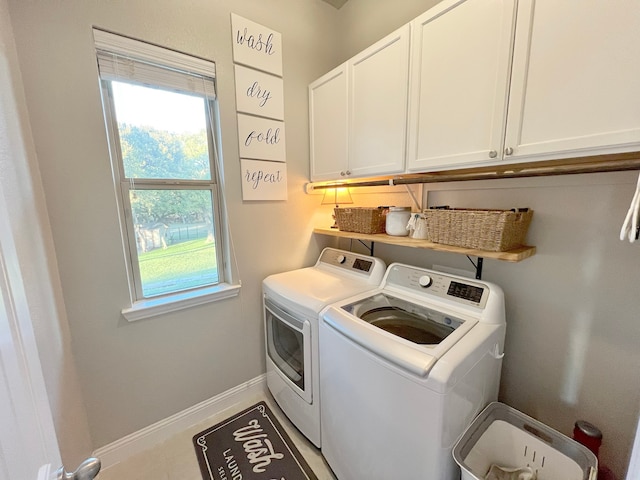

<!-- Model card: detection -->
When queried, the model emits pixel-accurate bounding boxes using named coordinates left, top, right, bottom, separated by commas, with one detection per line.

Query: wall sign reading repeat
left=231, top=13, right=287, bottom=201
left=241, top=159, right=287, bottom=201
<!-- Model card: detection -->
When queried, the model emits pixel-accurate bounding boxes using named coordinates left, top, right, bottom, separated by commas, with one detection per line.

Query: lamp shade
left=321, top=187, right=353, bottom=206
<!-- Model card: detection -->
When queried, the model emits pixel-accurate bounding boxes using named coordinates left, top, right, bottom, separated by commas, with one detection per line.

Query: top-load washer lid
left=342, top=293, right=464, bottom=345
left=321, top=263, right=505, bottom=378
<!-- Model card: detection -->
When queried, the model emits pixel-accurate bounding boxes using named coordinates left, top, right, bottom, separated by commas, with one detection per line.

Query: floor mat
left=193, top=401, right=318, bottom=480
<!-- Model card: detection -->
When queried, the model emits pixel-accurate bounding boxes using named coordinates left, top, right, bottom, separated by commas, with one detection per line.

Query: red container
left=573, top=420, right=617, bottom=480
left=573, top=420, right=602, bottom=458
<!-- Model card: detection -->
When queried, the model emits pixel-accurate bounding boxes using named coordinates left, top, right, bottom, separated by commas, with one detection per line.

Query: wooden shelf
left=314, top=227, right=536, bottom=263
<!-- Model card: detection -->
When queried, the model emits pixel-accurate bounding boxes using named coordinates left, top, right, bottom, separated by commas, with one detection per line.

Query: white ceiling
left=322, top=0, right=349, bottom=9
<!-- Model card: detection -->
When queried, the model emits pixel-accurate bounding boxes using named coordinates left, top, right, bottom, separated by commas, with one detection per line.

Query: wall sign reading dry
left=231, top=13, right=287, bottom=201
left=234, top=65, right=284, bottom=120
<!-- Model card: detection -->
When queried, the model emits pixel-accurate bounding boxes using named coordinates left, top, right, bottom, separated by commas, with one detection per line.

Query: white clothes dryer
left=262, top=247, right=385, bottom=447
left=319, top=263, right=506, bottom=479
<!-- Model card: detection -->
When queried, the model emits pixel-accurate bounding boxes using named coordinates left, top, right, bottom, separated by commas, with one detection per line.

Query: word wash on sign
left=236, top=28, right=276, bottom=56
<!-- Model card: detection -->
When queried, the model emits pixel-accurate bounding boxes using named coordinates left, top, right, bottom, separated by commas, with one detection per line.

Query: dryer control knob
left=419, top=275, right=433, bottom=288
left=337, top=255, right=347, bottom=264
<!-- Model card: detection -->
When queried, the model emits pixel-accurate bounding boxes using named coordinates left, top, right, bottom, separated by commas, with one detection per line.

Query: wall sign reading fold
left=237, top=113, right=286, bottom=162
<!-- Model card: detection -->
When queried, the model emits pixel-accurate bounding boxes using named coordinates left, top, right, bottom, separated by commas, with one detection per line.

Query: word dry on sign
left=234, top=65, right=284, bottom=120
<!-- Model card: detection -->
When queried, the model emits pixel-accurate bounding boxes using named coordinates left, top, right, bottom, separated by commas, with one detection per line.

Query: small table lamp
left=321, top=187, right=353, bottom=229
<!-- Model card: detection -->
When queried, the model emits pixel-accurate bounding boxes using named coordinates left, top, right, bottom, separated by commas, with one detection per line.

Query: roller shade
left=94, top=28, right=216, bottom=99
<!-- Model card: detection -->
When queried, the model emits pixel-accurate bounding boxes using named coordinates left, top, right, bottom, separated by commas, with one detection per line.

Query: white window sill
left=121, top=283, right=241, bottom=322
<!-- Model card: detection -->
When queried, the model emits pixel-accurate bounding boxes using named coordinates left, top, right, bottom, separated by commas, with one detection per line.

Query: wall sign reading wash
left=231, top=13, right=283, bottom=76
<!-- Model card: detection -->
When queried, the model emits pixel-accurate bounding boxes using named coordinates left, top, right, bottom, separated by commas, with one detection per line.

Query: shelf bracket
left=357, top=238, right=376, bottom=257
left=352, top=239, right=374, bottom=256
left=466, top=255, right=484, bottom=279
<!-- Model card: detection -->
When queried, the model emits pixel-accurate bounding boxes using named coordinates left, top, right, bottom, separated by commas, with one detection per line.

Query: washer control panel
left=318, top=248, right=386, bottom=280
left=385, top=264, right=489, bottom=308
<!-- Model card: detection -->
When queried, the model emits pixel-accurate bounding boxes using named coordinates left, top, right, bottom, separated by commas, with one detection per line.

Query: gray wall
left=6, top=0, right=340, bottom=450
left=6, top=0, right=640, bottom=478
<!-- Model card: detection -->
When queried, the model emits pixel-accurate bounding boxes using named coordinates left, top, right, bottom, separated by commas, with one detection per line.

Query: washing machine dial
left=418, top=275, right=433, bottom=288
left=337, top=255, right=347, bottom=264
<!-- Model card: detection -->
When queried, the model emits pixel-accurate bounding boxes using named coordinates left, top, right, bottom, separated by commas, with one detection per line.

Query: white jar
left=385, top=207, right=411, bottom=236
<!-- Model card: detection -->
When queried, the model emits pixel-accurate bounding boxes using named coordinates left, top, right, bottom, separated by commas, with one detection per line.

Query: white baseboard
left=93, top=374, right=267, bottom=469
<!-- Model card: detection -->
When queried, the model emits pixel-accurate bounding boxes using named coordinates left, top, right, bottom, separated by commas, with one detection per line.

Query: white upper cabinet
left=312, top=0, right=640, bottom=180
left=504, top=0, right=640, bottom=162
left=348, top=24, right=410, bottom=178
left=309, top=25, right=410, bottom=181
left=309, top=64, right=349, bottom=181
left=407, top=0, right=517, bottom=171
left=408, top=0, right=640, bottom=172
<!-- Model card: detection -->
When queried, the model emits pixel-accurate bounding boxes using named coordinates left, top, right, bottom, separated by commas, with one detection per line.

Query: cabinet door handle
left=504, top=147, right=514, bottom=156
left=340, top=171, right=346, bottom=176
left=345, top=170, right=351, bottom=176
left=488, top=150, right=498, bottom=158
left=55, top=457, right=101, bottom=480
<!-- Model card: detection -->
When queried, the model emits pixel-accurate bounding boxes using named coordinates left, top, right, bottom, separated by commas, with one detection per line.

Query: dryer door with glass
left=265, top=298, right=312, bottom=403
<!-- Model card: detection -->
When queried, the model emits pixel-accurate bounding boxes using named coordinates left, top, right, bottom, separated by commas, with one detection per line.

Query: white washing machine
left=319, top=263, right=506, bottom=479
left=262, top=247, right=386, bottom=447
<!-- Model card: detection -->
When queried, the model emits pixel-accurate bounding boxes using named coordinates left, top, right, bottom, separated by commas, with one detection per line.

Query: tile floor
left=96, top=390, right=337, bottom=480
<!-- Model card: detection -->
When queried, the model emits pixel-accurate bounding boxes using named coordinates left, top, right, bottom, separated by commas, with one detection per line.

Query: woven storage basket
left=423, top=208, right=533, bottom=251
left=334, top=207, right=387, bottom=234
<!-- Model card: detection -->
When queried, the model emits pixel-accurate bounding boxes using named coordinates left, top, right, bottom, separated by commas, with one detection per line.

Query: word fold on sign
left=237, top=113, right=286, bottom=162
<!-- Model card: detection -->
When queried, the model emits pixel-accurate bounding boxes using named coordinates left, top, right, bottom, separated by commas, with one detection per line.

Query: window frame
left=95, top=29, right=239, bottom=321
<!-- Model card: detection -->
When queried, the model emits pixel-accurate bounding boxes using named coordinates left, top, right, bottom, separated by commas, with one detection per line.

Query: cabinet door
left=309, top=64, right=348, bottom=181
left=407, top=0, right=516, bottom=172
left=505, top=0, right=640, bottom=161
left=349, top=25, right=410, bottom=178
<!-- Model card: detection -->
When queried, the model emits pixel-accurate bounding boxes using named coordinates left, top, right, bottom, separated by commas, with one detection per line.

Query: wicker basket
left=423, top=208, right=533, bottom=251
left=334, top=207, right=388, bottom=234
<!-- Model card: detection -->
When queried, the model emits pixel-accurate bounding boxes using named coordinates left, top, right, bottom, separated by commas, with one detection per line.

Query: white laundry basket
left=453, top=402, right=598, bottom=480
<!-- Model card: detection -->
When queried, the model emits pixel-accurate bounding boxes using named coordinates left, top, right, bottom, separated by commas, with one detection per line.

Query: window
left=94, top=29, right=238, bottom=320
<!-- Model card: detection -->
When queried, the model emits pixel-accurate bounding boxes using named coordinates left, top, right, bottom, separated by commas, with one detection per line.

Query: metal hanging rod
left=306, top=153, right=640, bottom=191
